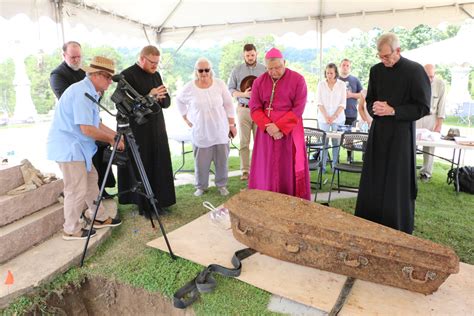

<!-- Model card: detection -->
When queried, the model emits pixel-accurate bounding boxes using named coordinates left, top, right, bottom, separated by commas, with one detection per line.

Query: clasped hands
left=149, top=85, right=168, bottom=100
left=372, top=101, right=395, bottom=116
left=265, top=123, right=283, bottom=140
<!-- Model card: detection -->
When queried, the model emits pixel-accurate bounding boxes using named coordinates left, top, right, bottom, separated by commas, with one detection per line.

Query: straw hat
left=81, top=56, right=115, bottom=75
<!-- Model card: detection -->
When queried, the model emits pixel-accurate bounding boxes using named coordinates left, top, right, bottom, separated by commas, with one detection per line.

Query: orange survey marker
left=5, top=270, right=14, bottom=285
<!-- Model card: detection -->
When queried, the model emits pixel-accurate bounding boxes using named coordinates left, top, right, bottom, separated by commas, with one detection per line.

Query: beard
left=245, top=60, right=256, bottom=67
left=67, top=62, right=81, bottom=71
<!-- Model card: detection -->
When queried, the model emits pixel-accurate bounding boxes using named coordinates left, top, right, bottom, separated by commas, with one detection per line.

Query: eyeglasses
left=197, top=68, right=211, bottom=73
left=98, top=72, right=113, bottom=81
left=65, top=53, right=81, bottom=60
left=376, top=50, right=395, bottom=60
left=143, top=56, right=159, bottom=66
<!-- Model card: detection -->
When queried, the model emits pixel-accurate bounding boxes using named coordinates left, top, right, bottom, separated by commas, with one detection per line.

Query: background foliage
left=0, top=24, right=471, bottom=116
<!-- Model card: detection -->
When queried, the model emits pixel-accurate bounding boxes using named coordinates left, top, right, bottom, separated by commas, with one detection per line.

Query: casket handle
left=284, top=242, right=300, bottom=253
left=338, top=252, right=369, bottom=268
left=402, top=266, right=437, bottom=284
left=235, top=220, right=252, bottom=235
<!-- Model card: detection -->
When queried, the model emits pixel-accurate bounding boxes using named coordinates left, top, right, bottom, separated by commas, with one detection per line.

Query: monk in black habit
left=118, top=45, right=176, bottom=217
left=50, top=41, right=116, bottom=196
left=355, top=33, right=430, bottom=234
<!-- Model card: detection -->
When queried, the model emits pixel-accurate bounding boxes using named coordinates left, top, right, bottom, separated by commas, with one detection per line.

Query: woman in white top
left=316, top=63, right=347, bottom=172
left=176, top=57, right=237, bottom=197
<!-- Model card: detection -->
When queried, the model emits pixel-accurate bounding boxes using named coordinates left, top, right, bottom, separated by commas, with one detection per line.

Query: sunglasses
left=197, top=68, right=211, bottom=73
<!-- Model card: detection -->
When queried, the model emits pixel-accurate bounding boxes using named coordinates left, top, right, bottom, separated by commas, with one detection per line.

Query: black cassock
left=355, top=57, right=430, bottom=234
left=118, top=64, right=176, bottom=216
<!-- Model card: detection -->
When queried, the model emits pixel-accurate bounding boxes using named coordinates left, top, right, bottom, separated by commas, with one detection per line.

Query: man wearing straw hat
left=47, top=56, right=123, bottom=241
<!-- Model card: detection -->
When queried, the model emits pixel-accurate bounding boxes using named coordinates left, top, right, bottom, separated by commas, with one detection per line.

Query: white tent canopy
left=1, top=0, right=473, bottom=45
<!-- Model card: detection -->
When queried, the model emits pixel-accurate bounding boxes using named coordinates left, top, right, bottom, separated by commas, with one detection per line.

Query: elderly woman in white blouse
left=176, top=57, right=237, bottom=197
left=316, top=63, right=347, bottom=173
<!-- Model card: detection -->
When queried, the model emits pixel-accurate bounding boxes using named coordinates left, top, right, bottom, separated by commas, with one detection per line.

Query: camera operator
left=117, top=45, right=176, bottom=218
left=47, top=56, right=124, bottom=241
left=49, top=41, right=116, bottom=198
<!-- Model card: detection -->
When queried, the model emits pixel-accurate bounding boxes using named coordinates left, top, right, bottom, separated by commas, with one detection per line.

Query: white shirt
left=316, top=79, right=347, bottom=125
left=176, top=78, right=235, bottom=148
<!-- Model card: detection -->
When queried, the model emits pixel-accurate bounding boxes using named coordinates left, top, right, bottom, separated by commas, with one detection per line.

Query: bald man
left=416, top=64, right=447, bottom=182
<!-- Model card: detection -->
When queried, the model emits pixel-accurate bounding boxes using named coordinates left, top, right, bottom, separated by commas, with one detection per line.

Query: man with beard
left=228, top=44, right=266, bottom=180
left=118, top=45, right=176, bottom=218
left=355, top=33, right=430, bottom=234
left=50, top=41, right=116, bottom=197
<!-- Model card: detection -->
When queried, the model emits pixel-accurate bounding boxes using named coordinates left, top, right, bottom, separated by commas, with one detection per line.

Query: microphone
left=112, top=74, right=124, bottom=82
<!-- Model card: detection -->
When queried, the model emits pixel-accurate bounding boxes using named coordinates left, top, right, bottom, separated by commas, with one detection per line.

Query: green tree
left=0, top=58, right=15, bottom=115
left=219, top=35, right=276, bottom=83
left=25, top=51, right=61, bottom=114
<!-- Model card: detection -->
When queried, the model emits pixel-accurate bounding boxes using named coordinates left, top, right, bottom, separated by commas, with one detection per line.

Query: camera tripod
left=80, top=113, right=176, bottom=266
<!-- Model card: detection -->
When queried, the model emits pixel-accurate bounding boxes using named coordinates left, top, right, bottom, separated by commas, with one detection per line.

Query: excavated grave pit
left=26, top=276, right=194, bottom=316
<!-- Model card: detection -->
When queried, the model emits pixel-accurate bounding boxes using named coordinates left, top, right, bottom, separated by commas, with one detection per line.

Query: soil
left=27, top=276, right=194, bottom=316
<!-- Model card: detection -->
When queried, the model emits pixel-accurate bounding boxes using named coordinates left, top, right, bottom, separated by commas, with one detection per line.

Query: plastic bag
left=203, top=201, right=231, bottom=230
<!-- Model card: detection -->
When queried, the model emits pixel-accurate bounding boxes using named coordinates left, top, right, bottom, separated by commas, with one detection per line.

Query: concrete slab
left=0, top=203, right=64, bottom=264
left=0, top=199, right=117, bottom=309
left=0, top=179, right=63, bottom=226
left=0, top=164, right=22, bottom=195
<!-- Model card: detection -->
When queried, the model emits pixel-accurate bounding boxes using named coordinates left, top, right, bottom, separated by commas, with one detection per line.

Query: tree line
left=0, top=24, right=469, bottom=117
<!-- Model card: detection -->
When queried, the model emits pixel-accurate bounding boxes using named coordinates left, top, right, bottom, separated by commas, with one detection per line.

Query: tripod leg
left=125, top=132, right=176, bottom=260
left=125, top=151, right=156, bottom=228
left=80, top=133, right=122, bottom=267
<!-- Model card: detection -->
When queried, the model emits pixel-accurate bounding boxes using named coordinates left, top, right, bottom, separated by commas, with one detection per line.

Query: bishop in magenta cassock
left=248, top=48, right=311, bottom=200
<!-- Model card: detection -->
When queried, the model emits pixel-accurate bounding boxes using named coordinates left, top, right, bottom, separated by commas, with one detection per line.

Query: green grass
left=2, top=151, right=473, bottom=315
left=443, top=115, right=474, bottom=128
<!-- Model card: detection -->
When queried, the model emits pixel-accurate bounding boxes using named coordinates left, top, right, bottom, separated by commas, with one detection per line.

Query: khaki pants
left=237, top=106, right=257, bottom=173
left=416, top=114, right=437, bottom=177
left=58, top=162, right=107, bottom=235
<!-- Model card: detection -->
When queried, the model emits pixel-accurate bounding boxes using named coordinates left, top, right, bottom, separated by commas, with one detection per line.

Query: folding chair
left=304, top=127, right=326, bottom=202
left=327, top=132, right=368, bottom=204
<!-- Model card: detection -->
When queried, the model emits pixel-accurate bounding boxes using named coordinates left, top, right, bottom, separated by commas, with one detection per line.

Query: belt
left=239, top=103, right=249, bottom=108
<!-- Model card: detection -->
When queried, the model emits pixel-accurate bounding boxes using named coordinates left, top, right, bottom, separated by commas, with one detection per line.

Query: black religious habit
left=118, top=63, right=176, bottom=215
left=355, top=57, right=430, bottom=234
left=49, top=61, right=116, bottom=190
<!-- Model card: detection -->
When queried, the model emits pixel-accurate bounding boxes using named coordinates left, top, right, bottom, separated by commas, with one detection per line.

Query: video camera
left=110, top=74, right=158, bottom=125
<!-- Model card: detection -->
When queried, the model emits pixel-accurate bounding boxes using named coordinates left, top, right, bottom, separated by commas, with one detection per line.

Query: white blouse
left=316, top=79, right=347, bottom=125
left=176, top=78, right=235, bottom=148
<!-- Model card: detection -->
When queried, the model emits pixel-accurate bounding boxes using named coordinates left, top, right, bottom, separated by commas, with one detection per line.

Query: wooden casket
left=225, top=190, right=459, bottom=294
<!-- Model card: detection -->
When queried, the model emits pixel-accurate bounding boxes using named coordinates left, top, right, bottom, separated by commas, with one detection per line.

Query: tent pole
left=52, top=0, right=65, bottom=46
left=318, top=0, right=324, bottom=82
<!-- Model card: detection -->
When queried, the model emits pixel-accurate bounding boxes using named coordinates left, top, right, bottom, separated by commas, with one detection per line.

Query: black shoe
left=63, top=228, right=97, bottom=240
left=93, top=217, right=122, bottom=228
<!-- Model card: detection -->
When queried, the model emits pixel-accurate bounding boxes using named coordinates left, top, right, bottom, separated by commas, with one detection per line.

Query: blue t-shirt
left=47, top=77, right=101, bottom=171
left=339, top=75, right=362, bottom=119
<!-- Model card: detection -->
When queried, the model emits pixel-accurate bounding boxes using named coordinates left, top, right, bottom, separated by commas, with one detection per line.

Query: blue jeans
left=319, top=122, right=341, bottom=172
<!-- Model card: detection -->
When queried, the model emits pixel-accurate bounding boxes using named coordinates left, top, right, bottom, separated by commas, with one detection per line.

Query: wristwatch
left=229, top=124, right=236, bottom=127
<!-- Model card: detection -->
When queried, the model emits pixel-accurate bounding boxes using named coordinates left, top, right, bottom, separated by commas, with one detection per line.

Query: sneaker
left=63, top=228, right=97, bottom=241
left=93, top=217, right=122, bottom=229
left=240, top=172, right=249, bottom=180
left=419, top=174, right=431, bottom=183
left=194, top=189, right=205, bottom=197
left=218, top=187, right=229, bottom=196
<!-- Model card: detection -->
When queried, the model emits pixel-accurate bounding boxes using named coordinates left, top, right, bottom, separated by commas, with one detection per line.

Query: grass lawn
left=3, top=153, right=474, bottom=315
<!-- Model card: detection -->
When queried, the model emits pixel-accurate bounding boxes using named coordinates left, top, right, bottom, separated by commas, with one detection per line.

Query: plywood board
left=147, top=213, right=473, bottom=314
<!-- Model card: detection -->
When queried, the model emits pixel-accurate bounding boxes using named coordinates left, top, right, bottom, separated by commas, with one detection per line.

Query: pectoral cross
left=266, top=78, right=279, bottom=117
left=265, top=105, right=273, bottom=117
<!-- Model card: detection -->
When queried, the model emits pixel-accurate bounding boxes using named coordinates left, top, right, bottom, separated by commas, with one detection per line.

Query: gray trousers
left=193, top=143, right=230, bottom=189
left=416, top=114, right=437, bottom=177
